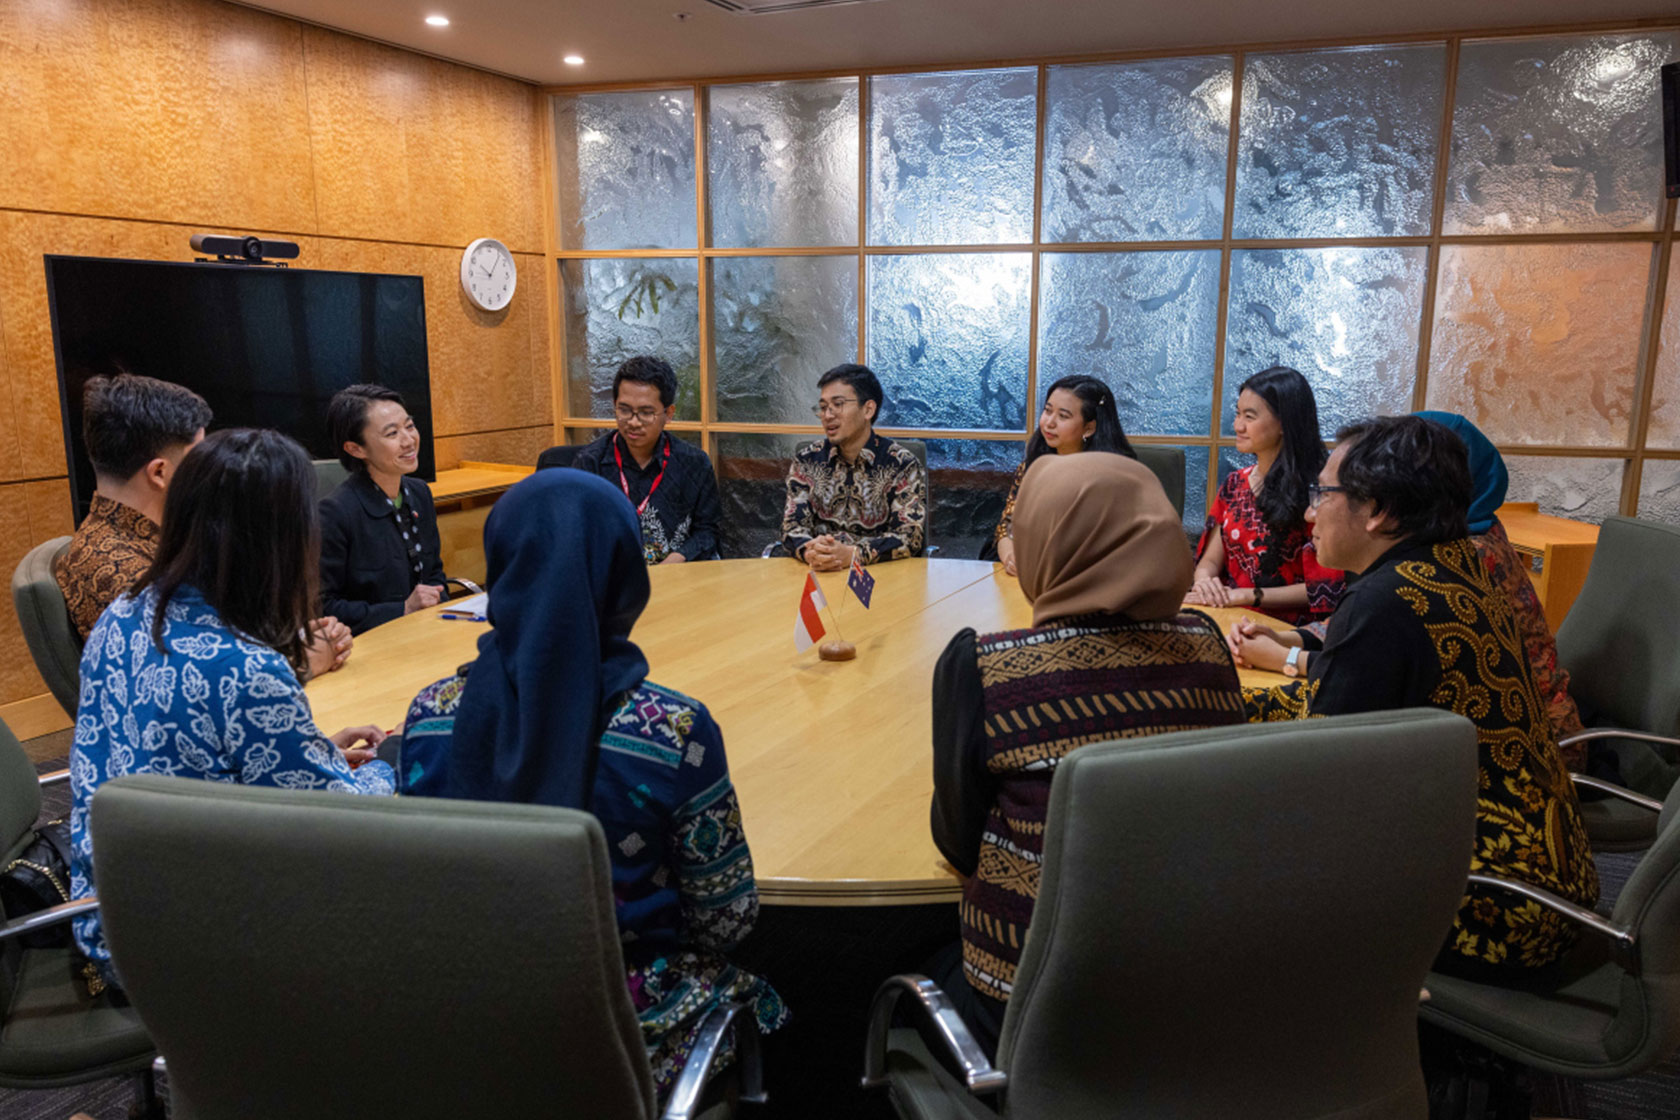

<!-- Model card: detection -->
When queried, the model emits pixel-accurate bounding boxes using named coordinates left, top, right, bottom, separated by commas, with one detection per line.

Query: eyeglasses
left=615, top=405, right=662, bottom=423
left=1307, top=483, right=1348, bottom=509
left=810, top=397, right=858, bottom=418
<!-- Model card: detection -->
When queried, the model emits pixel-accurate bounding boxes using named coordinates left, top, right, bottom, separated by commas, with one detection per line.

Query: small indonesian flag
left=794, top=573, right=828, bottom=652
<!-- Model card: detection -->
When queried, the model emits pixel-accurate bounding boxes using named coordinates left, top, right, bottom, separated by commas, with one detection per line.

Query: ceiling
left=237, top=0, right=1680, bottom=86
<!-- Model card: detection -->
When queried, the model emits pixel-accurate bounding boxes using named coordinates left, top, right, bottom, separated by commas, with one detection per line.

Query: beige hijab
left=1014, top=452, right=1193, bottom=627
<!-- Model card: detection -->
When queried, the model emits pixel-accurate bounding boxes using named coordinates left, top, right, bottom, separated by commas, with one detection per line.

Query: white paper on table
left=439, top=592, right=488, bottom=619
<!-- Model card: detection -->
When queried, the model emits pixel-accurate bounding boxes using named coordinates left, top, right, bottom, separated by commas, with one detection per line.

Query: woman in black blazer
left=318, top=384, right=447, bottom=634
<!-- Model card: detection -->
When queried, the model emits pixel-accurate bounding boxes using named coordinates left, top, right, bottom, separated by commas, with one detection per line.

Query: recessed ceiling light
left=563, top=54, right=586, bottom=65
left=425, top=14, right=450, bottom=27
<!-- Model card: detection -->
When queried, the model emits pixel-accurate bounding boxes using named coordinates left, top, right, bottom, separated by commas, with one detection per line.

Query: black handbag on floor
left=1, top=818, right=75, bottom=949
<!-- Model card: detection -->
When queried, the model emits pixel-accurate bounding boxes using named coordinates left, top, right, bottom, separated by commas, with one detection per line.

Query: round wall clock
left=460, top=237, right=517, bottom=312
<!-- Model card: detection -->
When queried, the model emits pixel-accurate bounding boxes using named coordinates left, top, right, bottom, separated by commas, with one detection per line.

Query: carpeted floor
left=7, top=730, right=1679, bottom=1119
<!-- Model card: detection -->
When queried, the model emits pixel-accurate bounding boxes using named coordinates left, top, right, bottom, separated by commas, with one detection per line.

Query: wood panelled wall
left=0, top=0, right=554, bottom=718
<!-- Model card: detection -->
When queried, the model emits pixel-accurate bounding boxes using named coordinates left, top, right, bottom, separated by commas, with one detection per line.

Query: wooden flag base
left=818, top=640, right=857, bottom=661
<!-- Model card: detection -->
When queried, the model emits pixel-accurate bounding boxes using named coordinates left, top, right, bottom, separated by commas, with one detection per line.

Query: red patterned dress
left=1197, top=465, right=1344, bottom=627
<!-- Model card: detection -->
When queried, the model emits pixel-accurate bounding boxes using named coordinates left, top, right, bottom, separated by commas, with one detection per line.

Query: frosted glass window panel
left=562, top=259, right=701, bottom=422
left=1221, top=248, right=1428, bottom=436
left=866, top=253, right=1032, bottom=431
left=553, top=90, right=697, bottom=250
left=869, top=69, right=1037, bottom=246
left=1637, top=460, right=1680, bottom=527
left=1425, top=243, right=1653, bottom=447
left=1646, top=255, right=1680, bottom=449
left=712, top=256, right=859, bottom=425
left=1038, top=250, right=1220, bottom=437
left=715, top=433, right=815, bottom=558
left=1234, top=45, right=1445, bottom=239
left=1042, top=57, right=1233, bottom=243
left=924, top=438, right=1025, bottom=559
left=1504, top=455, right=1626, bottom=524
left=1445, top=33, right=1680, bottom=234
left=1180, top=445, right=1212, bottom=537
left=707, top=79, right=859, bottom=248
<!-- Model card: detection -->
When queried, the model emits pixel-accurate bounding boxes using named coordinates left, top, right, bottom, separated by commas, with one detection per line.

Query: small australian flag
left=848, top=554, right=875, bottom=609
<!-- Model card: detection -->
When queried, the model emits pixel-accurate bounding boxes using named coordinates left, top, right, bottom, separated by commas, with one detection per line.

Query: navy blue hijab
left=444, top=469, right=650, bottom=809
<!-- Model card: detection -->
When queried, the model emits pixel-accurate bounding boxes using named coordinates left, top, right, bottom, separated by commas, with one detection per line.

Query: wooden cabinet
left=1496, top=503, right=1600, bottom=632
left=428, top=462, right=533, bottom=585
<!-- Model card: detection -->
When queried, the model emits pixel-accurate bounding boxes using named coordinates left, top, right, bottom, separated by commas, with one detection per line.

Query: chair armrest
left=443, top=577, right=484, bottom=596
left=1559, top=728, right=1680, bottom=752
left=925, top=545, right=940, bottom=557
left=38, top=768, right=70, bottom=787
left=860, top=974, right=1007, bottom=1095
left=761, top=542, right=790, bottom=559
left=0, top=896, right=99, bottom=942
left=1569, top=773, right=1664, bottom=813
left=660, top=1001, right=765, bottom=1120
left=1467, top=873, right=1639, bottom=975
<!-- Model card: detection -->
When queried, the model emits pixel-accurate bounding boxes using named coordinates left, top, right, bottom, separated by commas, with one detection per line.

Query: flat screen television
left=45, top=255, right=434, bottom=523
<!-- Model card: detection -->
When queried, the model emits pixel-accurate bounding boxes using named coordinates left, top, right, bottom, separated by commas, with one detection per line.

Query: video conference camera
left=189, top=233, right=300, bottom=267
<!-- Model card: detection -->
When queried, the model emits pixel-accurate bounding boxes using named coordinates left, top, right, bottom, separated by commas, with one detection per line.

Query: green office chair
left=311, top=458, right=351, bottom=502
left=1553, top=516, right=1680, bottom=851
left=1419, top=793, right=1680, bottom=1086
left=91, top=776, right=759, bottom=1120
left=1133, top=445, right=1187, bottom=521
left=0, top=717, right=158, bottom=1112
left=11, top=536, right=81, bottom=718
left=864, top=709, right=1478, bottom=1119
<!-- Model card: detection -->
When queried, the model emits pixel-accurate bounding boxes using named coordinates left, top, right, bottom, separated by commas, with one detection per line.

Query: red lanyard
left=613, top=436, right=672, bottom=515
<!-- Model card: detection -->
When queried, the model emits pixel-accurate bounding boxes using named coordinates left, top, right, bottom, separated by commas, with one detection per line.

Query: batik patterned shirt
left=56, top=494, right=159, bottom=640
left=781, top=432, right=925, bottom=564
left=571, top=431, right=722, bottom=564
left=1473, top=520, right=1586, bottom=768
left=399, top=673, right=788, bottom=1098
left=1243, top=537, right=1598, bottom=973
left=70, top=584, right=394, bottom=971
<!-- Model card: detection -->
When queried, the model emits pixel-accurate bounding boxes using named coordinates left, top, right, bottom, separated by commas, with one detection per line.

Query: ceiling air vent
left=701, top=0, right=882, bottom=12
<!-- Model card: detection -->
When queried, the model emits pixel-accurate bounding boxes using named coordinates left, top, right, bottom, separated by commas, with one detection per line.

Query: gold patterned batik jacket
left=1244, top=536, right=1598, bottom=973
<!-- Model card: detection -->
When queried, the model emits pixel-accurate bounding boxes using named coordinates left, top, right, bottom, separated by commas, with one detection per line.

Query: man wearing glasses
left=781, top=363, right=926, bottom=570
left=571, top=355, right=720, bottom=564
left=1233, top=415, right=1597, bottom=980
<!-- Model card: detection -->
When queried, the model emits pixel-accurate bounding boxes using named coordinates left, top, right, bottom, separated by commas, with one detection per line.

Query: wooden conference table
left=305, top=558, right=1285, bottom=907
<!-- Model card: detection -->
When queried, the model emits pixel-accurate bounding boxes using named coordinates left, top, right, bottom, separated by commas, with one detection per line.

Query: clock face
left=461, top=238, right=517, bottom=312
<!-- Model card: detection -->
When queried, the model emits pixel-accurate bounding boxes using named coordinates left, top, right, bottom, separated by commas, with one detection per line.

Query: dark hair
left=1333, top=416, right=1471, bottom=544
left=1236, top=366, right=1327, bottom=582
left=328, top=384, right=407, bottom=471
left=817, top=363, right=884, bottom=421
left=613, top=355, right=678, bottom=409
left=133, top=429, right=321, bottom=676
left=82, top=374, right=212, bottom=481
left=1024, top=375, right=1137, bottom=466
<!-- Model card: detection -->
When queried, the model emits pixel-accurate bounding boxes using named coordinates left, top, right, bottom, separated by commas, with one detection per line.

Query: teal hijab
left=1415, top=411, right=1507, bottom=534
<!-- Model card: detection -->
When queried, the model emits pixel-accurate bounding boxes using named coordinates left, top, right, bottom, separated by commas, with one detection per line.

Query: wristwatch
left=1282, top=645, right=1304, bottom=678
